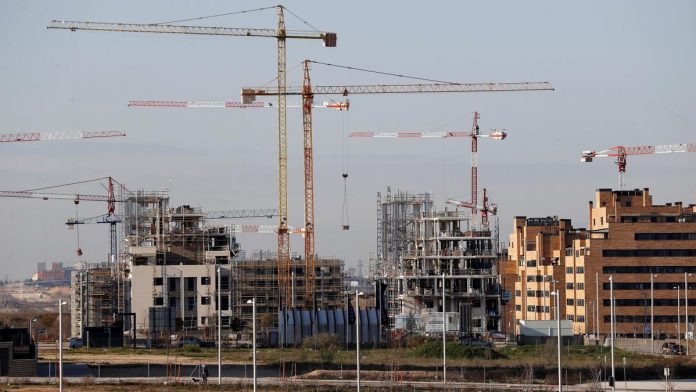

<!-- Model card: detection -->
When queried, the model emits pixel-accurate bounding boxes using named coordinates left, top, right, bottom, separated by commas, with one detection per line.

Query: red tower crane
left=581, top=143, right=696, bottom=190
left=350, top=112, right=506, bottom=229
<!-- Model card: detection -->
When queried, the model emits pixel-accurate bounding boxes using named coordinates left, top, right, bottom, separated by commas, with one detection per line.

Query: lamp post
left=674, top=286, right=681, bottom=350
left=551, top=290, right=561, bottom=392
left=29, top=317, right=37, bottom=359
left=58, top=299, right=67, bottom=392
left=686, top=272, right=691, bottom=356
left=442, top=273, right=446, bottom=385
left=355, top=290, right=364, bottom=392
left=246, top=298, right=256, bottom=392
left=609, top=275, right=615, bottom=390
left=650, top=274, right=655, bottom=355
left=217, top=266, right=222, bottom=385
left=29, top=317, right=37, bottom=340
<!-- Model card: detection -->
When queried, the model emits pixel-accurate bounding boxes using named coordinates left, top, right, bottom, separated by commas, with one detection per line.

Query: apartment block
left=508, top=216, right=586, bottom=331
left=571, top=188, right=696, bottom=338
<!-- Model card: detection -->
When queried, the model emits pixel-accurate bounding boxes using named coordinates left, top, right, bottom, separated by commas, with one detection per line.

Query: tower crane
left=128, top=100, right=349, bottom=110
left=243, top=59, right=553, bottom=308
left=581, top=143, right=696, bottom=190
left=49, top=7, right=337, bottom=310
left=0, top=130, right=126, bottom=143
left=0, top=177, right=119, bottom=257
left=350, top=112, right=506, bottom=228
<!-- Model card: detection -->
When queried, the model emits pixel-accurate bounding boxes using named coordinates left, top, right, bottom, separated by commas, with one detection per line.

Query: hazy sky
left=1, top=1, right=694, bottom=280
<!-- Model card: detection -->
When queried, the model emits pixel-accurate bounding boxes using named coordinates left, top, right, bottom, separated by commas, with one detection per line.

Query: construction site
left=1, top=3, right=695, bottom=388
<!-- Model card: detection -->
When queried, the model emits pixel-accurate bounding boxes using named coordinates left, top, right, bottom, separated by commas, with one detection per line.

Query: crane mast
left=302, top=60, right=316, bottom=309
left=581, top=142, right=696, bottom=189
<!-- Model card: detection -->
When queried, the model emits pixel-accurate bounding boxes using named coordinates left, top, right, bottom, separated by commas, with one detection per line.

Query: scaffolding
left=235, top=253, right=344, bottom=326
left=377, top=188, right=502, bottom=335
left=70, top=264, right=117, bottom=337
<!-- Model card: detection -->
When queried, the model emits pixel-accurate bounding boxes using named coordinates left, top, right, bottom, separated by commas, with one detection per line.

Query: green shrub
left=302, top=333, right=341, bottom=364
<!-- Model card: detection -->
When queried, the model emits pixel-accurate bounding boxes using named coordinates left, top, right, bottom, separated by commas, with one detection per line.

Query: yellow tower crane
left=48, top=7, right=337, bottom=310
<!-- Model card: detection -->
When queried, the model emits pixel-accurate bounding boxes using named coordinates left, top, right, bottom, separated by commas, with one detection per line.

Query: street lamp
left=58, top=299, right=67, bottom=392
left=685, top=272, right=692, bottom=356
left=217, top=266, right=222, bottom=385
left=355, top=290, right=364, bottom=392
left=29, top=317, right=37, bottom=359
left=650, top=274, right=658, bottom=355
left=674, top=286, right=681, bottom=349
left=246, top=298, right=256, bottom=392
left=442, top=272, right=446, bottom=385
left=551, top=290, right=561, bottom=392
left=609, top=275, right=615, bottom=390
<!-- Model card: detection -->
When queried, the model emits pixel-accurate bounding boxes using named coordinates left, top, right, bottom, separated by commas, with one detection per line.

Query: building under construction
left=376, top=187, right=502, bottom=336
left=70, top=263, right=117, bottom=338
left=235, top=251, right=345, bottom=327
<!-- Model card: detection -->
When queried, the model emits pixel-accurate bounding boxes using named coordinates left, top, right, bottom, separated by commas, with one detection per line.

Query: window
left=635, top=232, right=696, bottom=241
left=576, top=267, right=584, bottom=274
left=577, top=316, right=585, bottom=322
left=515, top=290, right=521, bottom=297
left=187, top=296, right=196, bottom=311
left=201, top=276, right=211, bottom=285
left=577, top=299, right=585, bottom=306
left=153, top=277, right=163, bottom=286
left=527, top=305, right=536, bottom=312
left=154, top=297, right=164, bottom=306
left=186, top=277, right=196, bottom=291
left=168, top=277, right=178, bottom=292
left=201, top=296, right=211, bottom=305
left=526, top=260, right=537, bottom=267
left=566, top=283, right=574, bottom=289
left=515, top=305, right=521, bottom=311
left=526, top=243, right=536, bottom=251
left=567, top=299, right=574, bottom=306
left=221, top=275, right=230, bottom=290
left=566, top=267, right=574, bottom=274
left=603, top=249, right=696, bottom=257
left=567, top=315, right=575, bottom=321
left=604, top=265, right=696, bottom=274
left=169, top=297, right=177, bottom=308
left=577, top=283, right=585, bottom=290
left=603, top=282, right=696, bottom=291
left=200, top=317, right=208, bottom=326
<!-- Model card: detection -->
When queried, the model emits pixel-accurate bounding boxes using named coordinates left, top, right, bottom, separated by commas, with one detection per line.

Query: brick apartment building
left=508, top=216, right=586, bottom=333
left=570, top=188, right=696, bottom=338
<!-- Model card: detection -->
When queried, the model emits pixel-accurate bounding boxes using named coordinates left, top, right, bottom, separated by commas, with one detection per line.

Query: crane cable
left=75, top=199, right=82, bottom=256
left=341, top=108, right=350, bottom=230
